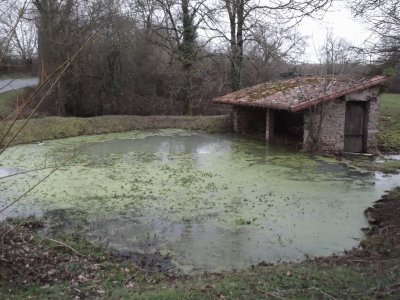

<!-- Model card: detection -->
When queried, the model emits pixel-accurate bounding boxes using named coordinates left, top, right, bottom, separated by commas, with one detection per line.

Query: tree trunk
left=227, top=0, right=244, bottom=92
left=34, top=0, right=76, bottom=115
left=180, top=0, right=196, bottom=115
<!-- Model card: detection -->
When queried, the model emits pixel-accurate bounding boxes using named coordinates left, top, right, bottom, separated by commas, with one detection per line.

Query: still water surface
left=0, top=130, right=399, bottom=273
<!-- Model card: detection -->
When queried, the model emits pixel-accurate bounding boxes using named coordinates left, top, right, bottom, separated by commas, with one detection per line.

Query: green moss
left=247, top=77, right=320, bottom=100
left=352, top=159, right=400, bottom=174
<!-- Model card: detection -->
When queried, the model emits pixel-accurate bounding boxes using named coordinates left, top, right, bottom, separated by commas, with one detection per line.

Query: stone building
left=213, top=75, right=389, bottom=154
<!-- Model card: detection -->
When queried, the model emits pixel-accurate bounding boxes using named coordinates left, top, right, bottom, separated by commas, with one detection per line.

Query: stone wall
left=346, top=87, right=380, bottom=153
left=233, top=86, right=381, bottom=154
left=303, top=101, right=346, bottom=153
left=345, top=87, right=380, bottom=102
left=232, top=106, right=253, bottom=133
left=303, top=87, right=381, bottom=154
left=366, top=98, right=380, bottom=153
left=232, top=106, right=266, bottom=134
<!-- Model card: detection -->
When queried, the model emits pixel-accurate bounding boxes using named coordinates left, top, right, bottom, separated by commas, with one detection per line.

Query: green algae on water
left=1, top=129, right=400, bottom=273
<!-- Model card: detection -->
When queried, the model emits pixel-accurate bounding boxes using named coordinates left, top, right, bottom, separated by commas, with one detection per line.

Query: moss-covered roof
left=213, top=75, right=389, bottom=112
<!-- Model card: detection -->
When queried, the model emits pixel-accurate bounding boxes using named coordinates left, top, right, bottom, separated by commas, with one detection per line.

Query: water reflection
left=79, top=133, right=233, bottom=166
left=81, top=134, right=230, bottom=156
left=0, top=167, right=26, bottom=178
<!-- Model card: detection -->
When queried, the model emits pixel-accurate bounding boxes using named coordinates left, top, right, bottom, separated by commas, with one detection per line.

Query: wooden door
left=344, top=101, right=366, bottom=153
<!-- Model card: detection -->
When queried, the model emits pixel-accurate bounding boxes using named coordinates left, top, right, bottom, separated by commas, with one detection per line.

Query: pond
left=1, top=129, right=399, bottom=273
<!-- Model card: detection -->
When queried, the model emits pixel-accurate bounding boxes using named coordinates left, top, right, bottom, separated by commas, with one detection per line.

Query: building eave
left=213, top=75, right=390, bottom=112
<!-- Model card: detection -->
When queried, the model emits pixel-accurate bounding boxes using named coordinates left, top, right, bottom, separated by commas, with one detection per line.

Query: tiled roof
left=213, top=75, right=389, bottom=112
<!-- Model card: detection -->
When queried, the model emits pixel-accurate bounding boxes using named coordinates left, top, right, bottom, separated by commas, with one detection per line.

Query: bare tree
left=317, top=31, right=359, bottom=76
left=33, top=0, right=118, bottom=115
left=302, top=32, right=358, bottom=152
left=243, top=23, right=305, bottom=83
left=0, top=0, right=30, bottom=65
left=0, top=1, right=37, bottom=66
left=209, top=0, right=332, bottom=91
left=350, top=0, right=400, bottom=71
left=351, top=0, right=400, bottom=41
left=140, top=0, right=207, bottom=115
left=0, top=3, right=106, bottom=215
left=24, top=0, right=337, bottom=117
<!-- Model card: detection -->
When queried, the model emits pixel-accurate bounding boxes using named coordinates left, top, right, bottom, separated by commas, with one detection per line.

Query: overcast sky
left=299, top=1, right=374, bottom=63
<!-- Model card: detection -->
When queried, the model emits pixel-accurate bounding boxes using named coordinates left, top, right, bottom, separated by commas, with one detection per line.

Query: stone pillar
left=366, top=96, right=380, bottom=154
left=265, top=108, right=274, bottom=141
left=232, top=106, right=239, bottom=132
left=302, top=111, right=311, bottom=151
left=232, top=106, right=253, bottom=133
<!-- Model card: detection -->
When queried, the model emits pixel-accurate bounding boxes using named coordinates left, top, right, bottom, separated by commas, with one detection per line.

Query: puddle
left=1, top=129, right=400, bottom=273
left=0, top=167, right=27, bottom=178
left=384, top=154, right=400, bottom=161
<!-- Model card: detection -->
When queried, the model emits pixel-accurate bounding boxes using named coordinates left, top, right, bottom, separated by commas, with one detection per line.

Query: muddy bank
left=316, top=187, right=400, bottom=266
left=0, top=115, right=232, bottom=146
left=361, top=187, right=400, bottom=256
left=0, top=218, right=148, bottom=298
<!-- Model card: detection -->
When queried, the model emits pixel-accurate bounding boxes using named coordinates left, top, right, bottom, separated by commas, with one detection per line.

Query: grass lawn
left=0, top=88, right=27, bottom=118
left=379, top=93, right=400, bottom=152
